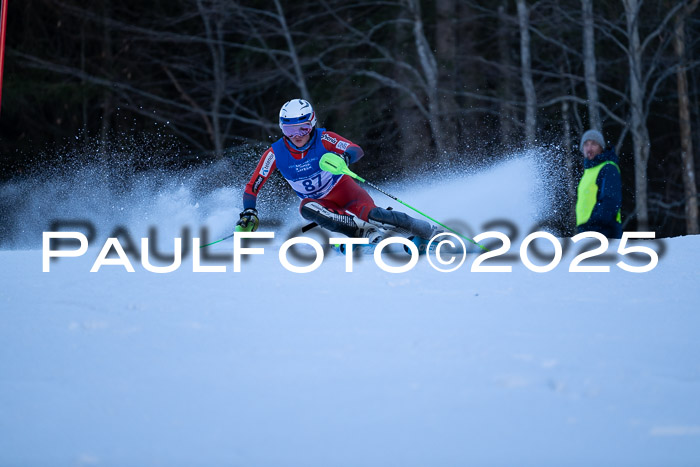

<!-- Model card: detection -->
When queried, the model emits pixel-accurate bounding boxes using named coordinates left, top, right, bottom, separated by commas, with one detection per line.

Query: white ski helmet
left=279, top=99, right=317, bottom=132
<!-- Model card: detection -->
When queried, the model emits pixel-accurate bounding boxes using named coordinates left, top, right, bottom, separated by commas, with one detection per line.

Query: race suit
left=242, top=128, right=377, bottom=221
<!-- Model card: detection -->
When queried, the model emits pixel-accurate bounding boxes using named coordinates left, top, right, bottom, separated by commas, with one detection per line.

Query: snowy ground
left=1, top=154, right=699, bottom=466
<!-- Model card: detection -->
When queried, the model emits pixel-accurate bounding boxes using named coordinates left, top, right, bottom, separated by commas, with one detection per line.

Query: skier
left=236, top=99, right=436, bottom=243
left=575, top=129, right=622, bottom=238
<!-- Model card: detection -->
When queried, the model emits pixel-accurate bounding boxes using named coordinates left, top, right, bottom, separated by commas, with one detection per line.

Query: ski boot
left=332, top=224, right=384, bottom=255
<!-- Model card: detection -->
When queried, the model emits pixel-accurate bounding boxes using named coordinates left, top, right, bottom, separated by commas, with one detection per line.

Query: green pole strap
left=319, top=153, right=488, bottom=252
left=318, top=153, right=366, bottom=183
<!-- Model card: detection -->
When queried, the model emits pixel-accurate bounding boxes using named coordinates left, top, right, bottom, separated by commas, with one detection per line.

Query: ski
left=331, top=242, right=378, bottom=255
left=331, top=234, right=466, bottom=256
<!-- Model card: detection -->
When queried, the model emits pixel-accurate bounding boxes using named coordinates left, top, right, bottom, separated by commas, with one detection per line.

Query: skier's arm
left=321, top=131, right=364, bottom=164
left=589, top=164, right=622, bottom=224
left=242, top=148, right=277, bottom=211
left=342, top=145, right=364, bottom=164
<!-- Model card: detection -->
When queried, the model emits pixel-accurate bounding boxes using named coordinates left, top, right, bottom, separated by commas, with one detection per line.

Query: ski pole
left=199, top=232, right=235, bottom=248
left=319, top=153, right=488, bottom=252
left=199, top=224, right=253, bottom=248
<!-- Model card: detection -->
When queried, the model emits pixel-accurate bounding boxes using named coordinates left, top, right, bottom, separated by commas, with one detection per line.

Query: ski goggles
left=281, top=122, right=313, bottom=138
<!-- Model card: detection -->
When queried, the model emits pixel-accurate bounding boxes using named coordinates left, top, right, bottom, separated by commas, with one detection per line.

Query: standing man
left=236, top=99, right=436, bottom=242
left=575, top=129, right=622, bottom=238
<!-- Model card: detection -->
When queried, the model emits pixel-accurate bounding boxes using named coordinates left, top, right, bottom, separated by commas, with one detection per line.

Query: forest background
left=0, top=0, right=698, bottom=238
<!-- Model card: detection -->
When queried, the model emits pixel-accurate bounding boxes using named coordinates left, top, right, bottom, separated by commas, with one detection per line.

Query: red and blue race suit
left=243, top=129, right=377, bottom=220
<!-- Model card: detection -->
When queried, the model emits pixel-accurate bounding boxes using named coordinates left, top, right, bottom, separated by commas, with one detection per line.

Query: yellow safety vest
left=576, top=161, right=622, bottom=226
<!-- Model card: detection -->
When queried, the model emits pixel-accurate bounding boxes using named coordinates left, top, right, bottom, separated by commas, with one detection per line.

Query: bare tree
left=316, top=0, right=459, bottom=159
left=4, top=0, right=700, bottom=243
left=435, top=0, right=460, bottom=154
left=406, top=0, right=446, bottom=155
left=622, top=0, right=652, bottom=230
left=195, top=0, right=226, bottom=158
left=17, top=0, right=324, bottom=156
left=561, top=98, right=579, bottom=231
left=98, top=0, right=115, bottom=155
left=497, top=1, right=517, bottom=147
left=673, top=0, right=700, bottom=234
left=516, top=0, right=537, bottom=146
left=618, top=0, right=689, bottom=230
left=272, top=0, right=311, bottom=101
left=581, top=0, right=601, bottom=130
left=390, top=4, right=433, bottom=166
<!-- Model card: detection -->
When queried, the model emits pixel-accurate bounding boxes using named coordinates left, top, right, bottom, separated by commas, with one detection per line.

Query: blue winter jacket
left=576, top=147, right=622, bottom=239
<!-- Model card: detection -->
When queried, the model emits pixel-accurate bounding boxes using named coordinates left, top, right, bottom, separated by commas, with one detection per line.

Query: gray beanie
left=580, top=129, right=605, bottom=154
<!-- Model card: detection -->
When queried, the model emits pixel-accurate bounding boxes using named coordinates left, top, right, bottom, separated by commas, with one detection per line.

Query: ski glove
left=236, top=208, right=259, bottom=232
left=340, top=152, right=352, bottom=166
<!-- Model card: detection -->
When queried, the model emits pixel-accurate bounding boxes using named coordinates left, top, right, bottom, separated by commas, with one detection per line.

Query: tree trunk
left=497, top=1, right=515, bottom=148
left=623, top=0, right=651, bottom=231
left=408, top=0, right=445, bottom=156
left=562, top=99, right=578, bottom=233
left=274, top=0, right=310, bottom=102
left=673, top=0, right=699, bottom=234
left=394, top=5, right=431, bottom=168
left=581, top=0, right=601, bottom=130
left=80, top=23, right=89, bottom=145
left=435, top=0, right=459, bottom=155
left=99, top=0, right=114, bottom=157
left=198, top=0, right=226, bottom=158
left=516, top=0, right=536, bottom=147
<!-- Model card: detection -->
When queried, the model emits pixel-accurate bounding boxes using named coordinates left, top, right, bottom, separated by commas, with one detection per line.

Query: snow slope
left=1, top=153, right=699, bottom=466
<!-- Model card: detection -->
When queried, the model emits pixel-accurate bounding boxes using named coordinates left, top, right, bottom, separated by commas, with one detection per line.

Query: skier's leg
left=299, top=199, right=379, bottom=240
left=367, top=207, right=434, bottom=239
left=320, top=176, right=434, bottom=238
left=299, top=176, right=436, bottom=241
left=300, top=199, right=357, bottom=237
left=319, top=175, right=377, bottom=221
